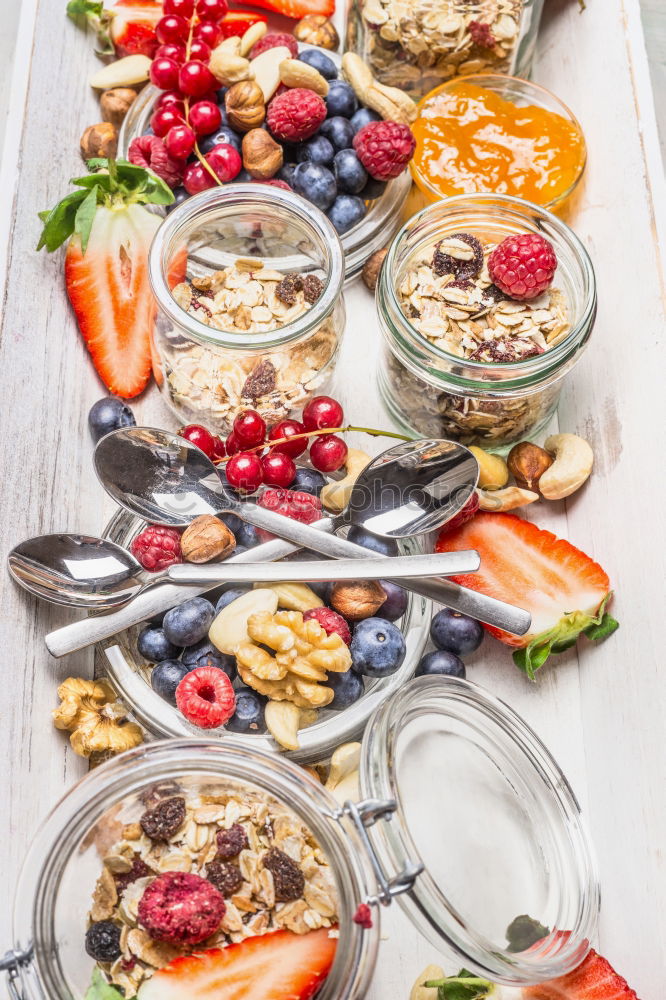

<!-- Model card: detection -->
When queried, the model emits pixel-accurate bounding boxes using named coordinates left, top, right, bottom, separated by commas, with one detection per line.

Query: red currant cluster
left=179, top=396, right=348, bottom=493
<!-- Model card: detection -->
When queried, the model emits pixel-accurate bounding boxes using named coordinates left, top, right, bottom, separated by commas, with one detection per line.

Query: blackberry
left=85, top=920, right=122, bottom=962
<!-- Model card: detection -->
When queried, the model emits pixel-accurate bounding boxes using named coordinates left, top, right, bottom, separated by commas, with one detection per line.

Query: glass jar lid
left=359, top=676, right=599, bottom=983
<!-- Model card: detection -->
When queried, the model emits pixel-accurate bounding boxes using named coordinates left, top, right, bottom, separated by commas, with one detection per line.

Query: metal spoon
left=7, top=534, right=479, bottom=611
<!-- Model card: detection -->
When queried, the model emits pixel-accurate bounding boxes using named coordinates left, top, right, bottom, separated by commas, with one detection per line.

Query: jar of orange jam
left=410, top=75, right=586, bottom=213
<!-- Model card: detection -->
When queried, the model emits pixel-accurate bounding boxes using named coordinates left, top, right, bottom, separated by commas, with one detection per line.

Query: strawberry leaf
left=37, top=189, right=90, bottom=251
left=425, top=970, right=494, bottom=1000
left=506, top=914, right=550, bottom=953
left=513, top=592, right=618, bottom=679
left=584, top=612, right=619, bottom=642
left=74, top=185, right=99, bottom=253
left=66, top=0, right=104, bottom=20
left=66, top=0, right=114, bottom=55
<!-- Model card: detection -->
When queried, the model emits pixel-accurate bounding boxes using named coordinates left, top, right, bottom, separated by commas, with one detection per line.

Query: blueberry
left=361, top=176, right=387, bottom=200
left=328, top=668, right=365, bottom=709
left=215, top=586, right=252, bottom=614
left=298, top=48, right=338, bottom=80
left=236, top=522, right=261, bottom=548
left=333, top=149, right=368, bottom=194
left=347, top=524, right=399, bottom=556
left=219, top=511, right=243, bottom=535
left=137, top=626, right=182, bottom=663
left=226, top=686, right=267, bottom=733
left=196, top=651, right=237, bottom=682
left=292, top=162, right=337, bottom=211
left=351, top=618, right=406, bottom=677
left=199, top=126, right=241, bottom=155
left=151, top=659, right=191, bottom=705
left=163, top=597, right=215, bottom=646
left=297, top=135, right=335, bottom=166
left=236, top=168, right=253, bottom=182
left=278, top=163, right=297, bottom=187
left=181, top=637, right=218, bottom=665
left=166, top=186, right=190, bottom=213
left=327, top=195, right=366, bottom=234
left=350, top=107, right=381, bottom=134
left=216, top=86, right=227, bottom=104
left=88, top=397, right=135, bottom=443
left=415, top=649, right=466, bottom=678
left=325, top=80, right=358, bottom=118
left=430, top=609, right=484, bottom=656
left=320, top=116, right=355, bottom=151
left=85, top=920, right=122, bottom=962
left=291, top=467, right=327, bottom=496
left=232, top=544, right=248, bottom=556
left=376, top=580, right=408, bottom=622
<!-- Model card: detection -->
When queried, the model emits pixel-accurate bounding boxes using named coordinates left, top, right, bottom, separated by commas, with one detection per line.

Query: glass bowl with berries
left=376, top=193, right=597, bottom=451
left=9, top=683, right=601, bottom=999
left=118, top=33, right=415, bottom=281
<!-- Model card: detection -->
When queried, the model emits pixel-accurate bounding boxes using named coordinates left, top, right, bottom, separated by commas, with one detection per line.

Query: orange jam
left=411, top=80, right=586, bottom=209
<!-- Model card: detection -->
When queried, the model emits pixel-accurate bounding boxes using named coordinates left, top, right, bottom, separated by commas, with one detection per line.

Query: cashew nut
left=539, top=433, right=594, bottom=500
left=409, top=965, right=446, bottom=1000
left=325, top=742, right=361, bottom=789
left=468, top=446, right=509, bottom=490
left=341, top=52, right=417, bottom=125
left=328, top=770, right=361, bottom=804
left=265, top=700, right=304, bottom=751
left=253, top=582, right=323, bottom=612
left=239, top=19, right=267, bottom=56
left=209, top=48, right=252, bottom=86
left=320, top=448, right=371, bottom=512
left=477, top=486, right=538, bottom=511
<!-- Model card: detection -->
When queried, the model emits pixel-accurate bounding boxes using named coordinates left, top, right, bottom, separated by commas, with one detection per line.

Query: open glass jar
left=148, top=185, right=345, bottom=434
left=377, top=194, right=596, bottom=450
left=7, top=677, right=600, bottom=1000
left=346, top=0, right=546, bottom=99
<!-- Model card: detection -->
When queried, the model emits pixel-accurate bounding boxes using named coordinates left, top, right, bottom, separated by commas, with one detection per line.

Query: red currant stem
left=214, top=424, right=412, bottom=464
left=184, top=13, right=223, bottom=186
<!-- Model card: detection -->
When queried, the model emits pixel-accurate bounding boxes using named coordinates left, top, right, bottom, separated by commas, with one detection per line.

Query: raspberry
left=131, top=525, right=182, bottom=572
left=468, top=20, right=496, bottom=48
left=303, top=607, right=352, bottom=645
left=267, top=88, right=327, bottom=143
left=127, top=134, right=184, bottom=189
left=175, top=665, right=236, bottom=728
left=353, top=902, right=373, bottom=928
left=487, top=233, right=558, bottom=301
left=138, top=871, right=225, bottom=944
left=250, top=32, right=298, bottom=59
left=353, top=121, right=416, bottom=181
left=258, top=488, right=323, bottom=524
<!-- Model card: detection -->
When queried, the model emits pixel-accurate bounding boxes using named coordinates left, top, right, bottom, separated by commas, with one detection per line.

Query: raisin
left=114, top=855, right=152, bottom=894
left=140, top=796, right=186, bottom=841
left=469, top=337, right=543, bottom=363
left=205, top=860, right=243, bottom=896
left=241, top=359, right=277, bottom=400
left=85, top=920, right=122, bottom=962
left=432, top=233, right=484, bottom=281
left=302, top=274, right=323, bottom=304
left=139, top=781, right=182, bottom=810
left=262, top=847, right=305, bottom=901
left=276, top=273, right=303, bottom=306
left=216, top=823, right=249, bottom=859
left=482, top=283, right=507, bottom=305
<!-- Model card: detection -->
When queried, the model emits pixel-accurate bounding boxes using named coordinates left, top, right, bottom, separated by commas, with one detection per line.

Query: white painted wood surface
left=0, top=0, right=665, bottom=995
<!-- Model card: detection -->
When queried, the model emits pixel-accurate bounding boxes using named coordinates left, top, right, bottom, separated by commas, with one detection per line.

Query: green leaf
left=66, top=0, right=114, bottom=55
left=84, top=968, right=127, bottom=1000
left=66, top=0, right=104, bottom=21
left=37, top=189, right=92, bottom=251
left=425, top=970, right=494, bottom=1000
left=74, top=185, right=99, bottom=253
left=584, top=612, right=619, bottom=642
left=506, top=914, right=550, bottom=953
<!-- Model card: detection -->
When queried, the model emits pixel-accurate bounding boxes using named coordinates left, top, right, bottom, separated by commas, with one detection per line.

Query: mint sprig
left=37, top=159, right=174, bottom=254
left=425, top=969, right=494, bottom=1000
left=84, top=968, right=131, bottom=1000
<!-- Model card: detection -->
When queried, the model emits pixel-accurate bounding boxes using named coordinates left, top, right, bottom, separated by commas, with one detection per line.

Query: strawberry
left=137, top=928, right=338, bottom=999
left=523, top=933, right=640, bottom=1000
left=219, top=9, right=268, bottom=38
left=240, top=0, right=334, bottom=20
left=38, top=159, right=175, bottom=398
left=435, top=513, right=618, bottom=677
left=67, top=0, right=162, bottom=57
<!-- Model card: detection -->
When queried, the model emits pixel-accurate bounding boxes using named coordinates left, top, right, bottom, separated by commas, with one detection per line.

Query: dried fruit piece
left=138, top=871, right=225, bottom=944
left=263, top=847, right=305, bottom=901
left=468, top=20, right=496, bottom=48
left=140, top=796, right=187, bottom=841
left=85, top=920, right=122, bottom=962
left=114, top=855, right=152, bottom=893
left=432, top=233, right=483, bottom=280
left=276, top=273, right=304, bottom=305
left=302, top=274, right=323, bottom=304
left=216, top=823, right=249, bottom=859
left=241, top=358, right=277, bottom=399
left=205, top=860, right=244, bottom=896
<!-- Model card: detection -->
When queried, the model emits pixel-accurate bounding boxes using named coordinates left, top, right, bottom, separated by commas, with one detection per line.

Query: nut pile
left=85, top=782, right=338, bottom=995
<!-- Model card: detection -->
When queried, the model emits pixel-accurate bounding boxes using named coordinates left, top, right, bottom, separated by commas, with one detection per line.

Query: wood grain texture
left=0, top=0, right=665, bottom=994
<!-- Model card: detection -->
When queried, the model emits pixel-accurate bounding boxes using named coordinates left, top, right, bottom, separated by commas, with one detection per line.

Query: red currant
left=150, top=56, right=180, bottom=91
left=196, top=0, right=229, bottom=22
left=154, top=42, right=186, bottom=63
left=189, top=100, right=222, bottom=136
left=310, top=434, right=348, bottom=472
left=179, top=60, right=216, bottom=98
left=233, top=409, right=266, bottom=448
left=156, top=89, right=185, bottom=109
left=183, top=162, right=217, bottom=194
left=188, top=39, right=211, bottom=61
left=302, top=396, right=344, bottom=432
left=211, top=436, right=226, bottom=462
left=156, top=14, right=189, bottom=44
left=206, top=143, right=242, bottom=182
left=178, top=423, right=218, bottom=458
left=226, top=452, right=263, bottom=493
left=164, top=0, right=194, bottom=15
left=225, top=431, right=241, bottom=456
left=194, top=20, right=222, bottom=47
left=261, top=451, right=296, bottom=488
left=165, top=124, right=196, bottom=159
left=267, top=420, right=307, bottom=458
left=150, top=105, right=185, bottom=137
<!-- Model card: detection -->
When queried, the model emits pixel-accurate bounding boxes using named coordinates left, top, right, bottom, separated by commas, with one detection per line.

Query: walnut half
left=53, top=677, right=143, bottom=758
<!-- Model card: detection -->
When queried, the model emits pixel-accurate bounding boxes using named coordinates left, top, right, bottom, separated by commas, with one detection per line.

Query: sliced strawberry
left=241, top=0, right=334, bottom=20
left=219, top=10, right=269, bottom=38
left=436, top=513, right=618, bottom=677
left=137, top=928, right=337, bottom=1000
left=108, top=0, right=162, bottom=57
left=523, top=933, right=640, bottom=1000
left=65, top=204, right=161, bottom=398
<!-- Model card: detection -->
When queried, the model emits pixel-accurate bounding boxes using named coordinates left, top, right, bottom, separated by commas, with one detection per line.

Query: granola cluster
left=352, top=0, right=524, bottom=96
left=87, top=782, right=338, bottom=996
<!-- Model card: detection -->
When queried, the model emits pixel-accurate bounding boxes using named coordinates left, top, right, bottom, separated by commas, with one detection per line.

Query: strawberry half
left=523, top=932, right=640, bottom=1000
left=137, top=928, right=338, bottom=1000
left=435, top=513, right=618, bottom=677
left=241, top=0, right=334, bottom=20
left=108, top=0, right=162, bottom=57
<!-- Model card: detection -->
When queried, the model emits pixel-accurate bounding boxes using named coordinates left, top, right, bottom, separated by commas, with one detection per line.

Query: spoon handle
left=167, top=551, right=481, bottom=584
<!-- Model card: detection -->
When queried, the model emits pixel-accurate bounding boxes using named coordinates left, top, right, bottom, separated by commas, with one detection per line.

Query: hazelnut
left=225, top=80, right=266, bottom=132
left=80, top=122, right=118, bottom=161
left=507, top=442, right=554, bottom=491
left=361, top=248, right=388, bottom=291
left=329, top=581, right=386, bottom=621
left=180, top=514, right=236, bottom=563
left=99, top=87, right=137, bottom=128
left=293, top=14, right=340, bottom=51
left=242, top=128, right=283, bottom=179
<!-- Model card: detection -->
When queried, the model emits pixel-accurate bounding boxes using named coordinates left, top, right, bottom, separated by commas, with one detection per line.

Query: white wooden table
left=1, top=0, right=665, bottom=994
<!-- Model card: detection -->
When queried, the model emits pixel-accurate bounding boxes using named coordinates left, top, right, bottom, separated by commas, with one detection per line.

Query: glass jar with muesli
left=148, top=185, right=346, bottom=435
left=377, top=194, right=596, bottom=450
left=8, top=679, right=600, bottom=999
left=346, top=0, right=545, bottom=100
